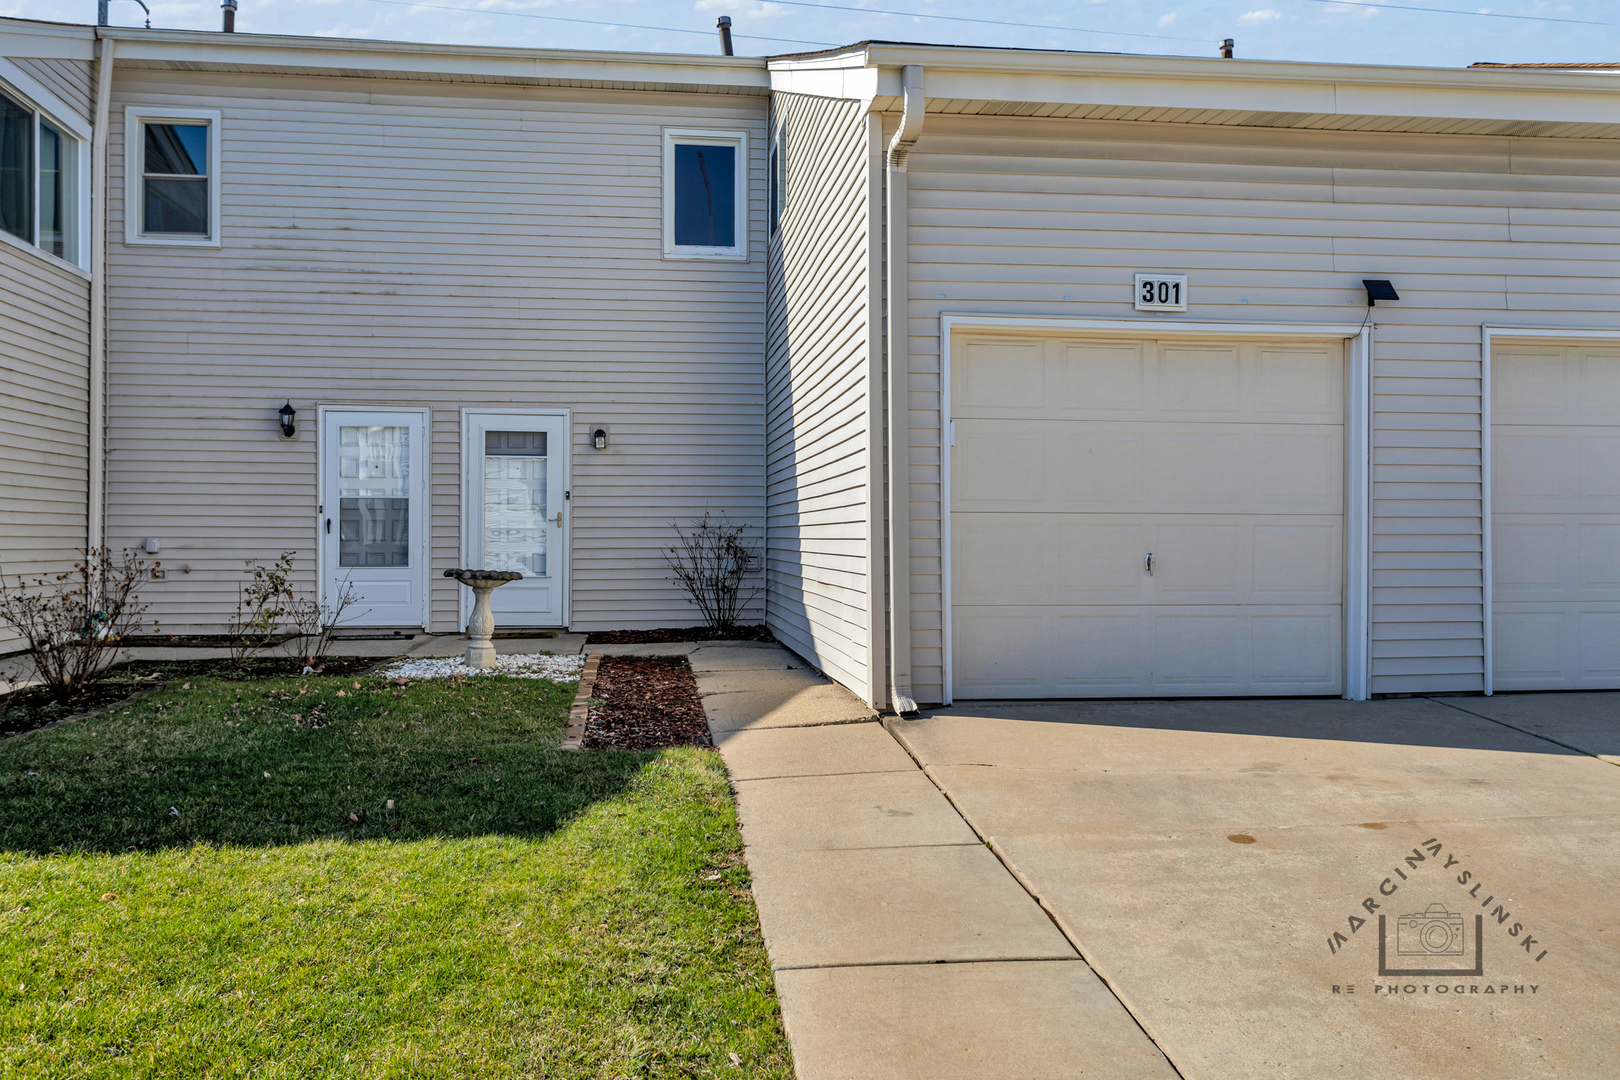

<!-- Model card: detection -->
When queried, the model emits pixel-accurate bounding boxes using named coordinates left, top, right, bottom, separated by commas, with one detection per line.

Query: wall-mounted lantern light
left=593, top=427, right=608, bottom=450
left=1362, top=279, right=1400, bottom=307
left=278, top=401, right=297, bottom=438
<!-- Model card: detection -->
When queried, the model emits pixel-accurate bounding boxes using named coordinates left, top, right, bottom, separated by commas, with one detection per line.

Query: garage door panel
left=1492, top=342, right=1620, bottom=691
left=1253, top=523, right=1341, bottom=597
left=1159, top=344, right=1243, bottom=416
left=1252, top=612, right=1341, bottom=686
left=952, top=331, right=1346, bottom=700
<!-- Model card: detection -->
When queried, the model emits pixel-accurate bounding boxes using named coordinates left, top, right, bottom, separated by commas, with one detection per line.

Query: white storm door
left=464, top=412, right=569, bottom=627
left=321, top=410, right=430, bottom=627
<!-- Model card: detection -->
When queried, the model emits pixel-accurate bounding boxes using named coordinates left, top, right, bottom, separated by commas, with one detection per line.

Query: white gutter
left=884, top=64, right=923, bottom=715
left=88, top=35, right=114, bottom=558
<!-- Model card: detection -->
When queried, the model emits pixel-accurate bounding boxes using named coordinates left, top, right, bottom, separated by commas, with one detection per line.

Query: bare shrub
left=0, top=548, right=157, bottom=696
left=664, top=513, right=760, bottom=632
left=288, top=577, right=362, bottom=674
left=229, top=551, right=296, bottom=665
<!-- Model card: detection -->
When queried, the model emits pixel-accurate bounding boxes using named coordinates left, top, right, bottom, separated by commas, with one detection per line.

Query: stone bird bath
left=443, top=568, right=523, bottom=668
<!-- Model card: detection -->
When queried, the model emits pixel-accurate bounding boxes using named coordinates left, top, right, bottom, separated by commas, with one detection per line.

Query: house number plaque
left=1134, top=273, right=1189, bottom=312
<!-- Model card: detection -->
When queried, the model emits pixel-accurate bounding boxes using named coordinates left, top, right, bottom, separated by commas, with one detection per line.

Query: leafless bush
left=288, top=577, right=363, bottom=673
left=664, top=512, right=760, bottom=632
left=229, top=551, right=296, bottom=665
left=0, top=547, right=157, bottom=696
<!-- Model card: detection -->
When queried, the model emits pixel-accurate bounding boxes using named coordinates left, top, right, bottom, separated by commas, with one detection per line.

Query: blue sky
left=3, top=0, right=1616, bottom=68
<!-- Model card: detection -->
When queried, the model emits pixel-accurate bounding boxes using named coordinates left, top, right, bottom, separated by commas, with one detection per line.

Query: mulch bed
left=584, top=625, right=774, bottom=645
left=1, top=655, right=388, bottom=738
left=583, top=656, right=712, bottom=750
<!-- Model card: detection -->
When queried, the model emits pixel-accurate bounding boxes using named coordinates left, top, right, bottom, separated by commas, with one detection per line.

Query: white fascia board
left=0, top=17, right=97, bottom=61
left=768, top=64, right=880, bottom=105
left=803, top=44, right=1620, bottom=127
left=99, top=28, right=769, bottom=92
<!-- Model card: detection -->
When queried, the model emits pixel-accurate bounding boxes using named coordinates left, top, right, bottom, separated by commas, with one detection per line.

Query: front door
left=320, top=409, right=429, bottom=627
left=463, top=412, right=569, bottom=627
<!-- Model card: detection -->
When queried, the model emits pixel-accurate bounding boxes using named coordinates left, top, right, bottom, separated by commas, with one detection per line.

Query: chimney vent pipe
left=222, top=0, right=238, bottom=33
left=717, top=16, right=734, bottom=56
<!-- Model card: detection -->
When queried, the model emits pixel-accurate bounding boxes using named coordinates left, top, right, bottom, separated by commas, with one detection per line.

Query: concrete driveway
left=888, top=693, right=1620, bottom=1079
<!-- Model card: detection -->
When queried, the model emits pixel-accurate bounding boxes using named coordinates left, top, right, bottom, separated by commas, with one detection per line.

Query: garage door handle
left=1145, top=552, right=1154, bottom=576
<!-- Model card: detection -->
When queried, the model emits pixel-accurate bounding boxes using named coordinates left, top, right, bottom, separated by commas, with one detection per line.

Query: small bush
left=0, top=547, right=156, bottom=697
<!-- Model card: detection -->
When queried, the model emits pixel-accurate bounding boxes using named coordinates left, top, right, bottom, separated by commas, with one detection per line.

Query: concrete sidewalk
left=694, top=642, right=1178, bottom=1080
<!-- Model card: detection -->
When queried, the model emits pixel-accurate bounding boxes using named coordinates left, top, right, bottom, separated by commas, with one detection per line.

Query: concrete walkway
left=701, top=649, right=1620, bottom=1079
left=695, top=643, right=1178, bottom=1080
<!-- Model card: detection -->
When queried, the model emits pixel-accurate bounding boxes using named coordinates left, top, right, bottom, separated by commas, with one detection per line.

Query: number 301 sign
left=1134, top=273, right=1188, bottom=312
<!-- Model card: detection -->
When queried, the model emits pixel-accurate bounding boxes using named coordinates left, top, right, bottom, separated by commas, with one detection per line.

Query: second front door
left=463, top=411, right=569, bottom=628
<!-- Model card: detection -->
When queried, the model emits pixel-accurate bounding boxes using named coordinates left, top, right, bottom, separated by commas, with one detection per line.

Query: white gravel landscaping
left=378, top=652, right=586, bottom=682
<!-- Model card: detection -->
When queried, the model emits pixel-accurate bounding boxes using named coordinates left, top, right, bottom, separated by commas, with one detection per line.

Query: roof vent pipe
left=97, top=0, right=151, bottom=28
left=1219, top=38, right=1234, bottom=59
left=222, top=0, right=237, bottom=32
left=717, top=17, right=734, bottom=56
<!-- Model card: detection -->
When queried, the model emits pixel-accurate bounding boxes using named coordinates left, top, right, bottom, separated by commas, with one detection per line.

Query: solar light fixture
left=1363, top=279, right=1400, bottom=307
left=278, top=401, right=297, bottom=438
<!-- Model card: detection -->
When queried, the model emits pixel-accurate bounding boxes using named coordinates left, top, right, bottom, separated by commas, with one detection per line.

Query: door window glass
left=483, top=430, right=547, bottom=576
left=337, top=425, right=410, bottom=567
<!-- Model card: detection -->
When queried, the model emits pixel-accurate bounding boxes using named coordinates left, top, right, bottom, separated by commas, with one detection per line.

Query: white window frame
left=662, top=127, right=748, bottom=261
left=0, top=58, right=91, bottom=276
left=124, top=106, right=222, bottom=247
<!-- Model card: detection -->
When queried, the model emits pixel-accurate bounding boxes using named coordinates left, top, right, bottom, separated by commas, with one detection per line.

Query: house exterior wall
left=103, top=68, right=768, bottom=633
left=764, top=90, right=880, bottom=701
left=898, top=115, right=1620, bottom=702
left=1, top=30, right=96, bottom=656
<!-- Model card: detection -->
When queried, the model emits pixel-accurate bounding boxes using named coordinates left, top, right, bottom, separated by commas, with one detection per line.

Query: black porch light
left=593, top=427, right=608, bottom=450
left=1362, top=279, right=1400, bottom=307
left=278, top=401, right=297, bottom=438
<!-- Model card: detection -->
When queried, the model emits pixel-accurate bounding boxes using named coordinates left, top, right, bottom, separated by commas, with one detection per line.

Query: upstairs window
left=0, top=83, right=85, bottom=269
left=663, top=128, right=747, bottom=260
left=125, top=107, right=221, bottom=246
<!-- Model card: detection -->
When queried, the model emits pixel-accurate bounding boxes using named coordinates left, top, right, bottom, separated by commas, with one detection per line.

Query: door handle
left=326, top=518, right=331, bottom=535
left=1145, top=552, right=1153, bottom=576
left=555, top=512, right=563, bottom=527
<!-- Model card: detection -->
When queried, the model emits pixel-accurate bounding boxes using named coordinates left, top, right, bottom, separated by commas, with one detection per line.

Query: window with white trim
left=125, top=107, right=221, bottom=246
left=769, top=121, right=786, bottom=235
left=0, top=84, right=85, bottom=268
left=663, top=128, right=747, bottom=260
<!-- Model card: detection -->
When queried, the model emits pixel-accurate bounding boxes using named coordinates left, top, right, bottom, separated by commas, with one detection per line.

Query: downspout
left=884, top=65, right=923, bottom=714
left=89, top=35, right=115, bottom=558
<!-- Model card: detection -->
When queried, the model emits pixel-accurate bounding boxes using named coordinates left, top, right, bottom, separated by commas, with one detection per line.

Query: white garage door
left=951, top=333, right=1345, bottom=699
left=1492, top=341, right=1620, bottom=691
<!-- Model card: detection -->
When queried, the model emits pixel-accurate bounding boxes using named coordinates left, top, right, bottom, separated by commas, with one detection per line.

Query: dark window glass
left=145, top=177, right=208, bottom=235
left=0, top=90, right=33, bottom=244
left=39, top=120, right=65, bottom=258
left=144, top=123, right=207, bottom=176
left=673, top=143, right=735, bottom=248
left=339, top=498, right=410, bottom=567
left=485, top=430, right=546, bottom=456
left=143, top=122, right=208, bottom=235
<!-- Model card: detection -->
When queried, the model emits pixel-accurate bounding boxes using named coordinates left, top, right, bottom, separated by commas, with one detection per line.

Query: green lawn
left=0, top=665, right=792, bottom=1078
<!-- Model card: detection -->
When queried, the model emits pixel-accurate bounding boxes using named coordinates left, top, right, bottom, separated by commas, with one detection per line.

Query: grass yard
left=0, top=664, right=792, bottom=1078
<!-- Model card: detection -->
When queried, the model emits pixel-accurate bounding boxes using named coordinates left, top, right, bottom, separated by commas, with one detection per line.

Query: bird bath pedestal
left=443, top=569, right=523, bottom=669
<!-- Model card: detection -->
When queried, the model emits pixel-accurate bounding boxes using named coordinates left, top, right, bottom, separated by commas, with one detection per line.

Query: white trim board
left=1479, top=325, right=1620, bottom=697
left=123, top=106, right=223, bottom=247
left=938, top=312, right=1373, bottom=703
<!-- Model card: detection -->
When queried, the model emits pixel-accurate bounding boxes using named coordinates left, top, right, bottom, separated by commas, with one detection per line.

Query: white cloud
left=693, top=0, right=791, bottom=19
left=1157, top=11, right=1178, bottom=27
left=1238, top=8, right=1282, bottom=24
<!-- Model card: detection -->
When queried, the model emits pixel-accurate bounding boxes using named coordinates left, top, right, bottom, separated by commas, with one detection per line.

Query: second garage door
left=951, top=332, right=1346, bottom=699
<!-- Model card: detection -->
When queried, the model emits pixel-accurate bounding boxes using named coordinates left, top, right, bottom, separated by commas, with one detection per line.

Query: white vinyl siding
left=0, top=214, right=89, bottom=655
left=8, top=56, right=93, bottom=122
left=764, top=92, right=878, bottom=702
left=899, top=115, right=1620, bottom=702
left=104, top=71, right=766, bottom=634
